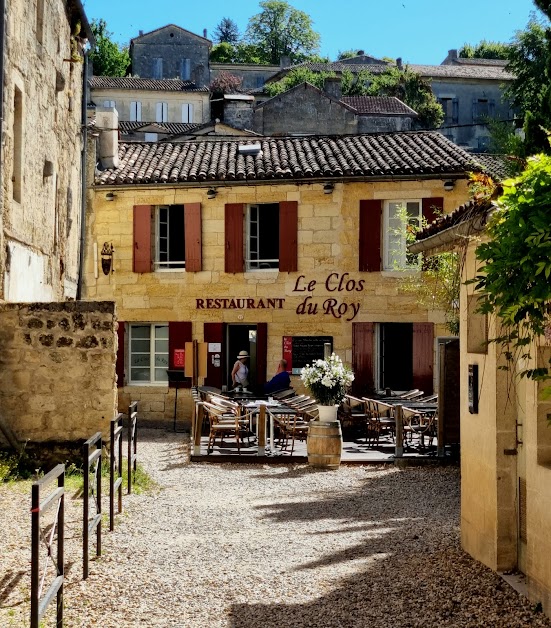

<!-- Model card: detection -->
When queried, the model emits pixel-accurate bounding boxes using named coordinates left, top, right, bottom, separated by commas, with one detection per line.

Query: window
left=152, top=58, right=163, bottom=79
left=133, top=204, right=202, bottom=273
left=156, top=205, right=185, bottom=270
left=181, top=58, right=191, bottom=81
left=181, top=103, right=194, bottom=123
left=256, top=76, right=265, bottom=88
left=477, top=136, right=491, bottom=151
left=13, top=85, right=23, bottom=203
left=103, top=100, right=116, bottom=108
left=246, top=204, right=280, bottom=270
left=130, top=101, right=142, bottom=122
left=144, top=132, right=158, bottom=142
left=129, top=324, right=169, bottom=384
left=472, top=98, right=495, bottom=123
left=383, top=200, right=422, bottom=270
left=156, top=102, right=168, bottom=122
left=438, top=97, right=458, bottom=125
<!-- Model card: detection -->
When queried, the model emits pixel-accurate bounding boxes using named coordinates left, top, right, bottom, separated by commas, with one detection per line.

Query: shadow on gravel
left=228, top=468, right=550, bottom=628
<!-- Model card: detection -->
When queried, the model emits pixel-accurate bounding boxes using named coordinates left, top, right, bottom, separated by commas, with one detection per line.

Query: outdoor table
left=241, top=400, right=297, bottom=455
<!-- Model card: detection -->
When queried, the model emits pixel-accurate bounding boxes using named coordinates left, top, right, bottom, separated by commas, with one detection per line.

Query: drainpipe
left=76, top=52, right=89, bottom=300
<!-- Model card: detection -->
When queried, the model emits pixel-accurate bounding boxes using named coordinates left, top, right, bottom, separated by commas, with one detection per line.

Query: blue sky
left=83, top=0, right=542, bottom=65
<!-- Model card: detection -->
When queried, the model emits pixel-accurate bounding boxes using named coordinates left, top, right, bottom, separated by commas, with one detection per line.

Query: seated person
left=264, top=359, right=291, bottom=394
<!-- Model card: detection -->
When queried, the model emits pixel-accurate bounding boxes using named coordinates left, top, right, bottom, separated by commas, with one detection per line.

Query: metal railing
left=83, top=432, right=102, bottom=580
left=127, top=402, right=138, bottom=494
left=109, top=413, right=124, bottom=531
left=31, top=464, right=65, bottom=628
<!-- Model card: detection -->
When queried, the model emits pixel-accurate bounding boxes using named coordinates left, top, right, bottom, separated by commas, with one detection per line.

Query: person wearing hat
left=231, top=350, right=249, bottom=389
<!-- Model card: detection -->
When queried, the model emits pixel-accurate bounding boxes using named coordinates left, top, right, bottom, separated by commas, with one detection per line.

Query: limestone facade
left=84, top=178, right=470, bottom=425
left=1, top=0, right=89, bottom=302
left=0, top=302, right=118, bottom=442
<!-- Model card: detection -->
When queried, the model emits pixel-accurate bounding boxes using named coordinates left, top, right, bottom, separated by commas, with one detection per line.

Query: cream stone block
left=298, top=231, right=314, bottom=245
left=122, top=296, right=150, bottom=309
left=312, top=230, right=336, bottom=244
left=301, top=217, right=331, bottom=231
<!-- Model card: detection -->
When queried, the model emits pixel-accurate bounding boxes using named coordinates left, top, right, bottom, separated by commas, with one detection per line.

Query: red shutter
left=359, top=200, right=382, bottom=272
left=184, top=203, right=202, bottom=272
left=422, top=197, right=443, bottom=226
left=133, top=205, right=152, bottom=273
left=279, top=201, right=298, bottom=272
left=412, top=322, right=434, bottom=394
left=116, top=321, right=125, bottom=388
left=224, top=203, right=244, bottom=273
left=352, top=322, right=375, bottom=395
left=204, top=322, right=225, bottom=388
left=169, top=322, right=192, bottom=388
left=256, top=322, right=268, bottom=390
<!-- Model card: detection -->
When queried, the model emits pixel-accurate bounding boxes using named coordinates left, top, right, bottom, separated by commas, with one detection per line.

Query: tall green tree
left=210, top=41, right=264, bottom=64
left=245, top=1, right=321, bottom=65
left=458, top=40, right=510, bottom=59
left=89, top=19, right=130, bottom=77
left=213, top=18, right=240, bottom=44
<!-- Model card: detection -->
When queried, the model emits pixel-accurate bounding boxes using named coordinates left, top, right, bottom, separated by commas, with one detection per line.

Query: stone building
left=411, top=198, right=551, bottom=618
left=130, top=25, right=211, bottom=87
left=265, top=55, right=513, bottom=152
left=0, top=1, right=118, bottom=444
left=85, top=128, right=481, bottom=424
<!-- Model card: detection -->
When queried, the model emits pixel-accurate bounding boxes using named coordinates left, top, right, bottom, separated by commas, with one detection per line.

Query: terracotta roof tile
left=89, top=77, right=209, bottom=92
left=95, top=131, right=482, bottom=187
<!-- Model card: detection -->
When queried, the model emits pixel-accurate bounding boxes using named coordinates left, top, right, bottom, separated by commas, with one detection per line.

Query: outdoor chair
left=339, top=395, right=369, bottom=438
left=272, top=410, right=309, bottom=454
left=403, top=407, right=437, bottom=449
left=203, top=401, right=253, bottom=454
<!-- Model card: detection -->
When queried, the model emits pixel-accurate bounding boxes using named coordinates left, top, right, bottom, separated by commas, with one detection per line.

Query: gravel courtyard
left=2, top=429, right=550, bottom=627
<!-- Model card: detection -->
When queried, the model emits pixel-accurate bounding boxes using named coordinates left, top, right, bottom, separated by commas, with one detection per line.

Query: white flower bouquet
left=300, top=353, right=354, bottom=406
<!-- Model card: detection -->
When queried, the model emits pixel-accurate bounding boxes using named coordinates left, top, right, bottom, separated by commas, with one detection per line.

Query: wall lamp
left=105, top=191, right=116, bottom=201
left=443, top=180, right=455, bottom=192
left=101, top=242, right=115, bottom=275
left=323, top=182, right=335, bottom=194
left=207, top=188, right=217, bottom=199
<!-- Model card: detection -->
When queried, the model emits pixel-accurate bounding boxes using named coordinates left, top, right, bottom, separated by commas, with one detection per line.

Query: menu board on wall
left=282, top=336, right=333, bottom=374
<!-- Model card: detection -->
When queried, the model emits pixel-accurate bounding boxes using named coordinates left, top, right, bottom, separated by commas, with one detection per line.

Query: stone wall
left=0, top=302, right=118, bottom=443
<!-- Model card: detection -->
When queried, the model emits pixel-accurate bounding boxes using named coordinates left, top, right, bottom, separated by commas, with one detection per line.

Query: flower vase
left=317, top=404, right=338, bottom=423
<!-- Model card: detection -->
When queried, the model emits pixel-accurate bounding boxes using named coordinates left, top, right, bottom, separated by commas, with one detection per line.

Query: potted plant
left=300, top=353, right=354, bottom=422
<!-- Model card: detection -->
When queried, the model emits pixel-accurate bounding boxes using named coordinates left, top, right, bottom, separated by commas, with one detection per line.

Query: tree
left=89, top=19, right=130, bottom=77
left=213, top=18, right=240, bottom=45
left=264, top=68, right=334, bottom=96
left=458, top=40, right=510, bottom=59
left=365, top=66, right=444, bottom=129
left=337, top=49, right=362, bottom=60
left=245, top=1, right=321, bottom=65
left=210, top=41, right=264, bottom=64
left=209, top=72, right=243, bottom=94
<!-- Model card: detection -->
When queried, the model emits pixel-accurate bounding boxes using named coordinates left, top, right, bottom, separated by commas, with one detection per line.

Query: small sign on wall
left=174, top=349, right=185, bottom=368
left=468, top=364, right=479, bottom=414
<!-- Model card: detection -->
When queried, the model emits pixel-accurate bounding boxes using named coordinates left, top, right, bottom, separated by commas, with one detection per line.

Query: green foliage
left=89, top=19, right=130, bottom=77
left=365, top=66, right=444, bottom=129
left=245, top=0, right=321, bottom=65
left=485, top=119, right=527, bottom=169
left=210, top=41, right=266, bottom=64
left=264, top=68, right=335, bottom=96
left=459, top=40, right=510, bottom=59
left=473, top=154, right=551, bottom=380
left=337, top=49, right=362, bottom=60
left=213, top=17, right=240, bottom=44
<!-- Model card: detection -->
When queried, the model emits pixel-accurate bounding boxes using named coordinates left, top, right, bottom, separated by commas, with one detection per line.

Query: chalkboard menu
left=283, top=336, right=333, bottom=374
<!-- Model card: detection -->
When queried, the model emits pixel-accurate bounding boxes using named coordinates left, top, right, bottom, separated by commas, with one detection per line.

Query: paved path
left=2, top=429, right=550, bottom=627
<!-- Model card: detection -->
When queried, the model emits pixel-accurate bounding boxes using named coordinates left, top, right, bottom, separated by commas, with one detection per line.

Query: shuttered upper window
left=224, top=201, right=298, bottom=273
left=133, top=204, right=202, bottom=273
left=182, top=103, right=194, bottom=123
left=156, top=102, right=168, bottom=123
left=130, top=101, right=142, bottom=122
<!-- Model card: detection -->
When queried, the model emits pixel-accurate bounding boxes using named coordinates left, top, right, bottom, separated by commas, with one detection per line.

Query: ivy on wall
left=474, top=154, right=551, bottom=381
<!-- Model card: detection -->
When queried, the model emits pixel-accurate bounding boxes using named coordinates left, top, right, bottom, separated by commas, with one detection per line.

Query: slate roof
left=95, top=131, right=482, bottom=186
left=341, top=96, right=417, bottom=116
left=119, top=121, right=200, bottom=135
left=267, top=61, right=513, bottom=84
left=89, top=77, right=209, bottom=92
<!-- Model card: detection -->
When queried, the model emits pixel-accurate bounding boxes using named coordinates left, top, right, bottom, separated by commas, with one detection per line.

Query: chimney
left=357, top=50, right=365, bottom=56
left=280, top=55, right=291, bottom=68
left=324, top=76, right=342, bottom=101
left=95, top=107, right=119, bottom=169
left=448, top=49, right=458, bottom=60
left=203, top=28, right=207, bottom=39
left=396, top=57, right=403, bottom=70
left=139, top=30, right=143, bottom=37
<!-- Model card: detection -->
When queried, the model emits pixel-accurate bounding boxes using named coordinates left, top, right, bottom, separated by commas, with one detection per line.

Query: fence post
left=258, top=404, right=266, bottom=455
left=128, top=401, right=138, bottom=494
left=110, top=413, right=124, bottom=531
left=30, top=464, right=65, bottom=628
left=194, top=402, right=203, bottom=456
left=395, top=404, right=404, bottom=458
left=83, top=432, right=102, bottom=580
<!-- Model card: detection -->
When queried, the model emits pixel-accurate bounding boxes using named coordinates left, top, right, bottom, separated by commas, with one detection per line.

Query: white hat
left=237, top=350, right=249, bottom=359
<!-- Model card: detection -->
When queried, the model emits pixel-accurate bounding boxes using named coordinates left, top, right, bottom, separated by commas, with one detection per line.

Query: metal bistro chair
left=339, top=395, right=370, bottom=439
left=203, top=401, right=253, bottom=455
left=271, top=408, right=309, bottom=454
left=403, top=406, right=438, bottom=450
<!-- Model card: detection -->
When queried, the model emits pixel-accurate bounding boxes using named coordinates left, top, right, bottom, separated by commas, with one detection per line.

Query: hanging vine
left=473, top=153, right=551, bottom=382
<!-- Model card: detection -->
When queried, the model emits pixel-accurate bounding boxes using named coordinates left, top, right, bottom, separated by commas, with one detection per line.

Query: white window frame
left=181, top=103, right=194, bottom=123
left=156, top=102, right=168, bottom=122
left=154, top=205, right=186, bottom=271
left=129, top=323, right=169, bottom=385
left=245, top=204, right=279, bottom=271
left=383, top=199, right=422, bottom=271
left=130, top=101, right=142, bottom=122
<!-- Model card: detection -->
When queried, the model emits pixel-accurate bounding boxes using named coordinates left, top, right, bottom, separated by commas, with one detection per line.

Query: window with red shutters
left=184, top=203, right=202, bottom=272
left=225, top=203, right=244, bottom=273
left=133, top=205, right=153, bottom=273
left=422, top=197, right=443, bottom=226
left=412, top=322, right=434, bottom=394
left=359, top=200, right=382, bottom=272
left=168, top=321, right=192, bottom=388
left=279, top=201, right=298, bottom=272
left=352, top=322, right=375, bottom=395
